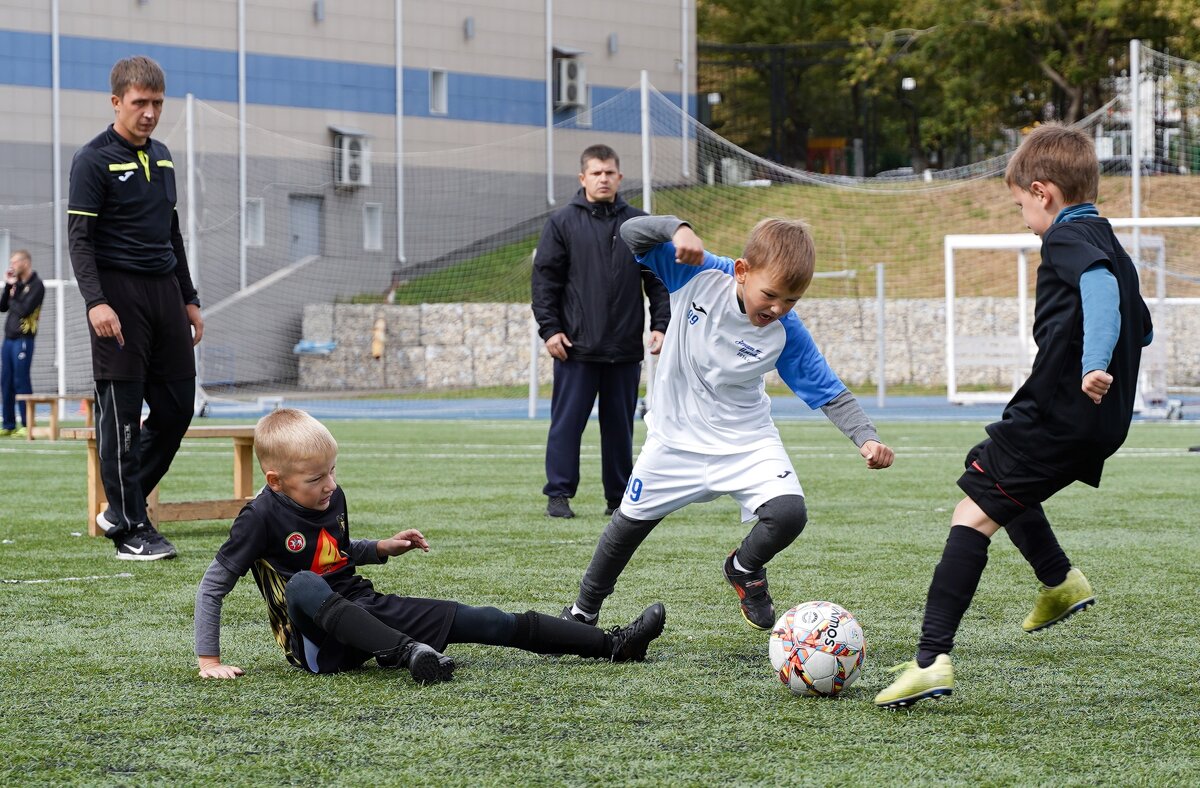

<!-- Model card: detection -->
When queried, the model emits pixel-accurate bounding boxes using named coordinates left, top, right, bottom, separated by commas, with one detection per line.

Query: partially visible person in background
left=1, top=250, right=45, bottom=438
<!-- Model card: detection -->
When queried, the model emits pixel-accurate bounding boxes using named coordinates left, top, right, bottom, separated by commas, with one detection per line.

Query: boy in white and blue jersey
left=562, top=215, right=894, bottom=631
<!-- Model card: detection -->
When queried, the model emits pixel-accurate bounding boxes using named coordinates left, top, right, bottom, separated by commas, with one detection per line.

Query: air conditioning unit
left=554, top=57, right=586, bottom=108
left=334, top=134, right=371, bottom=187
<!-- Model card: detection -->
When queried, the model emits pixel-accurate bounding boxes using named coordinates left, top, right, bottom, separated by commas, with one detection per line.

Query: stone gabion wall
left=297, top=299, right=1200, bottom=391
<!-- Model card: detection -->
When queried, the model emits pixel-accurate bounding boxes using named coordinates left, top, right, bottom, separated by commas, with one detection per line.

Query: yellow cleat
left=1023, top=567, right=1095, bottom=632
left=874, top=654, right=954, bottom=709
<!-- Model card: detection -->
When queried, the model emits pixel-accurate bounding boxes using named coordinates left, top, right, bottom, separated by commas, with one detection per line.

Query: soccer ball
left=768, top=601, right=865, bottom=697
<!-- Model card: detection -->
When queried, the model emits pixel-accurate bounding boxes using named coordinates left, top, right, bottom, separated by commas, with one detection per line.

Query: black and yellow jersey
left=67, top=124, right=197, bottom=310
left=215, top=486, right=380, bottom=667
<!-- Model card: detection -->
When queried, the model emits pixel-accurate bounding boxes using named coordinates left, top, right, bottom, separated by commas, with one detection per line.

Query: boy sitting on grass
left=875, top=123, right=1154, bottom=709
left=561, top=214, right=893, bottom=632
left=195, top=408, right=665, bottom=683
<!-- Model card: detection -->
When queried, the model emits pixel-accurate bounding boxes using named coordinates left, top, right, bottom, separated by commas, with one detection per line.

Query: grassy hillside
left=390, top=175, right=1199, bottom=302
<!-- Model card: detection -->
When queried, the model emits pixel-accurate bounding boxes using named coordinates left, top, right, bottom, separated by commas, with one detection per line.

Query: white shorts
left=620, top=436, right=804, bottom=522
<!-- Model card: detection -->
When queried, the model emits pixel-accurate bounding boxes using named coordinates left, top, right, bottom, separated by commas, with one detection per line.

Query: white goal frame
left=944, top=216, right=1200, bottom=407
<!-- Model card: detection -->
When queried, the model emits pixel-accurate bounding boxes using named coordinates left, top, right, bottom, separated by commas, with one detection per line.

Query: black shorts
left=956, top=439, right=1076, bottom=527
left=89, top=268, right=195, bottom=382
left=288, top=591, right=458, bottom=674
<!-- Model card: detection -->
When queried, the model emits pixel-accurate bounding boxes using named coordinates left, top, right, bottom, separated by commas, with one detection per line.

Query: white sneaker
left=95, top=510, right=116, bottom=534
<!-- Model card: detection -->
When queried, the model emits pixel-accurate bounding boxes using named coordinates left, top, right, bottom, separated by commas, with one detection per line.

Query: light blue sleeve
left=1080, top=264, right=1120, bottom=375
left=635, top=243, right=735, bottom=293
left=776, top=313, right=848, bottom=409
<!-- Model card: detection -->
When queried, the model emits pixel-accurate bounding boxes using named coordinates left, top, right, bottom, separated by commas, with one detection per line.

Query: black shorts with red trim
left=955, top=439, right=1077, bottom=527
left=288, top=591, right=458, bottom=675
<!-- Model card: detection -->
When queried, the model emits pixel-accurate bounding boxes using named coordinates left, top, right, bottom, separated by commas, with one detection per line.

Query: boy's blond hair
left=110, top=55, right=166, bottom=98
left=254, top=408, right=338, bottom=474
left=742, top=218, right=816, bottom=293
left=1004, top=123, right=1099, bottom=204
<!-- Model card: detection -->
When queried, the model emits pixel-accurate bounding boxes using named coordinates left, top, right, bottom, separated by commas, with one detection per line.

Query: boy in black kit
left=875, top=124, right=1153, bottom=709
left=195, top=408, right=665, bottom=683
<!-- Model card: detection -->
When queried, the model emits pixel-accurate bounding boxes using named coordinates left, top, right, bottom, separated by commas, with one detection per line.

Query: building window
left=244, top=198, right=264, bottom=247
left=430, top=69, right=448, bottom=115
left=363, top=203, right=383, bottom=251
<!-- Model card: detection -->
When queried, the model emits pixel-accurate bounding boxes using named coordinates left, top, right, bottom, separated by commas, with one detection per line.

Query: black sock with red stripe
left=916, top=525, right=990, bottom=668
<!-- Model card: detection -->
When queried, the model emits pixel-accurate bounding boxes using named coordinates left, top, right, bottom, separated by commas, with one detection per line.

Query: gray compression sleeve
left=351, top=539, right=384, bottom=565
left=820, top=389, right=880, bottom=448
left=619, top=215, right=689, bottom=255
left=195, top=559, right=239, bottom=657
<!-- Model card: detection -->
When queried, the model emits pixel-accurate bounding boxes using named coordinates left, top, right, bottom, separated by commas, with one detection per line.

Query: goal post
left=944, top=216, right=1200, bottom=409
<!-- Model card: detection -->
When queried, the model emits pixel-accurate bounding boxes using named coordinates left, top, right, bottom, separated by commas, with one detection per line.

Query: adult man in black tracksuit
left=68, top=56, right=204, bottom=561
left=532, top=145, right=670, bottom=519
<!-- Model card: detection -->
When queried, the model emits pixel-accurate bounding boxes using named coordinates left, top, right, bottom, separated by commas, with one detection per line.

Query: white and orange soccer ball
left=768, top=601, right=865, bottom=697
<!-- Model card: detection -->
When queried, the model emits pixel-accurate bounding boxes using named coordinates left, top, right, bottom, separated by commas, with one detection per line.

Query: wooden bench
left=16, top=394, right=95, bottom=441
left=60, top=425, right=257, bottom=536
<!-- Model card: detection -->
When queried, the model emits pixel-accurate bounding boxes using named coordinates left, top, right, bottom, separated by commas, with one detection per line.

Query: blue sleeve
left=776, top=313, right=848, bottom=409
left=635, top=243, right=735, bottom=293
left=1080, top=264, right=1120, bottom=375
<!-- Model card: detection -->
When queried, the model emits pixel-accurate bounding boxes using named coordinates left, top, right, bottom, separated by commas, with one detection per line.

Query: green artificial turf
left=1, top=419, right=1197, bottom=785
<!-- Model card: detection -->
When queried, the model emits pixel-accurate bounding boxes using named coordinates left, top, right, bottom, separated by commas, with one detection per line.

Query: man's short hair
left=110, top=56, right=166, bottom=98
left=10, top=249, right=31, bottom=265
left=254, top=408, right=338, bottom=474
left=742, top=218, right=816, bottom=294
left=1004, top=123, right=1099, bottom=204
left=580, top=144, right=620, bottom=172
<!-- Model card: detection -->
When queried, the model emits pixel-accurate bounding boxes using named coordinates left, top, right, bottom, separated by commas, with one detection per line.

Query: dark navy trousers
left=543, top=358, right=641, bottom=503
left=1, top=337, right=34, bottom=430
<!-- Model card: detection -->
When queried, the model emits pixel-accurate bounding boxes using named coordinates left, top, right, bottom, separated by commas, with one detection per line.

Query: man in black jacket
left=1, top=250, right=45, bottom=437
left=532, top=145, right=671, bottom=519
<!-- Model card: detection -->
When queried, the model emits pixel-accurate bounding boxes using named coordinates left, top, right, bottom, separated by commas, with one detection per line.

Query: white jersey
left=637, top=242, right=847, bottom=455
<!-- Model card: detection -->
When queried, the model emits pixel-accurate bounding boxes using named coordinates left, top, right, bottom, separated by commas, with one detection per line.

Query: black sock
left=313, top=593, right=411, bottom=659
left=916, top=525, right=990, bottom=668
left=1003, top=508, right=1070, bottom=587
left=511, top=611, right=609, bottom=659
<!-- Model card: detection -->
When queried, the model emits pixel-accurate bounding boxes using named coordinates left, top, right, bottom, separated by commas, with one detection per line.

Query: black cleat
left=379, top=642, right=455, bottom=684
left=546, top=496, right=575, bottom=519
left=604, top=499, right=621, bottom=516
left=722, top=551, right=774, bottom=630
left=608, top=602, right=666, bottom=662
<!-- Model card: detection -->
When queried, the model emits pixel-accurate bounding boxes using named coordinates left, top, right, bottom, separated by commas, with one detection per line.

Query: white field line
left=1, top=572, right=133, bottom=585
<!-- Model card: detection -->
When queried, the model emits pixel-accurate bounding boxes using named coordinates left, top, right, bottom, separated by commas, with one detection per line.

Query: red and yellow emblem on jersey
left=310, top=528, right=349, bottom=574
left=285, top=532, right=306, bottom=553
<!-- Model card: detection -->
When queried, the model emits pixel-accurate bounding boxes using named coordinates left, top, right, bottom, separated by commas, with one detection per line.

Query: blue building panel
left=0, top=28, right=690, bottom=131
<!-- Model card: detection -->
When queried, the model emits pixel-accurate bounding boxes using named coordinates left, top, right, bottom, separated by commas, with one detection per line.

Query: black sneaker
left=607, top=602, right=666, bottom=662
left=604, top=499, right=621, bottom=516
left=546, top=496, right=575, bottom=518
left=560, top=606, right=597, bottom=626
left=112, top=525, right=176, bottom=561
left=378, top=642, right=455, bottom=684
left=722, top=551, right=774, bottom=630
left=141, top=524, right=179, bottom=558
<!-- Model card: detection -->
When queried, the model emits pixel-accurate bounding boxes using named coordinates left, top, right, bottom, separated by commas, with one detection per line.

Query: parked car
left=1099, top=156, right=1189, bottom=175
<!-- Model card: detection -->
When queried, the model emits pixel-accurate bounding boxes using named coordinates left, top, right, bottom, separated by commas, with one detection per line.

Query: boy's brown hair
left=254, top=408, right=338, bottom=474
left=742, top=218, right=816, bottom=293
left=1004, top=123, right=1099, bottom=204
left=110, top=55, right=166, bottom=98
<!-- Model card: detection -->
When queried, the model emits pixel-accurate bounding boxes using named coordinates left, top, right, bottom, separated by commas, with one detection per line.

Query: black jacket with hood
left=531, top=188, right=670, bottom=364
